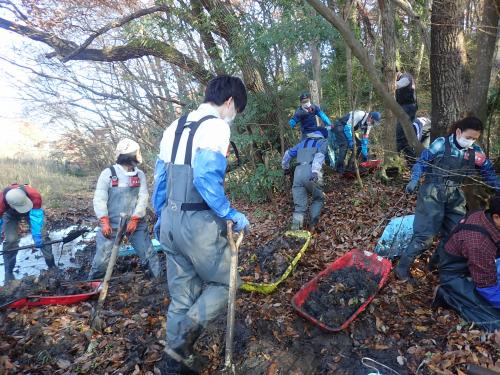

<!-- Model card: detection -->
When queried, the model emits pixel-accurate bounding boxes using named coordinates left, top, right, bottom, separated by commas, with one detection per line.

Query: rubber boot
left=427, top=251, right=440, bottom=272
left=394, top=256, right=413, bottom=281
left=163, top=354, right=182, bottom=375
left=166, top=318, right=205, bottom=372
left=291, top=213, right=304, bottom=231
left=4, top=270, right=15, bottom=283
left=45, top=256, right=57, bottom=270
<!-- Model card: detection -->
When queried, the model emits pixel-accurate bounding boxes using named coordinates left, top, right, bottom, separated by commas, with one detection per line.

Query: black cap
left=489, top=196, right=500, bottom=215
left=299, top=92, right=310, bottom=101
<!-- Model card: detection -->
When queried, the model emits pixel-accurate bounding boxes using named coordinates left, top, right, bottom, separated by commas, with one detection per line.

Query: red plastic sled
left=3, top=281, right=102, bottom=309
left=343, top=159, right=382, bottom=179
left=291, top=249, right=391, bottom=332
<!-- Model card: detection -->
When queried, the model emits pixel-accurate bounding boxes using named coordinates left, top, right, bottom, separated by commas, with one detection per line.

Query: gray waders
left=89, top=168, right=161, bottom=280
left=3, top=210, right=55, bottom=282
left=159, top=115, right=237, bottom=368
left=396, top=137, right=475, bottom=280
left=292, top=138, right=324, bottom=230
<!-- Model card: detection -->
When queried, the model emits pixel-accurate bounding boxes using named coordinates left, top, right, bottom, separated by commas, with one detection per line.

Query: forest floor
left=0, top=171, right=499, bottom=375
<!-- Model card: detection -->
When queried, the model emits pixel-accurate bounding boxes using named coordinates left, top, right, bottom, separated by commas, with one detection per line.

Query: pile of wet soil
left=0, top=271, right=96, bottom=306
left=303, top=266, right=381, bottom=328
left=239, top=235, right=306, bottom=283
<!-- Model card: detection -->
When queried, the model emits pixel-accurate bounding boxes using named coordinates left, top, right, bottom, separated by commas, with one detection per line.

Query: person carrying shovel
left=152, top=75, right=250, bottom=374
left=89, top=138, right=161, bottom=280
left=0, top=184, right=57, bottom=283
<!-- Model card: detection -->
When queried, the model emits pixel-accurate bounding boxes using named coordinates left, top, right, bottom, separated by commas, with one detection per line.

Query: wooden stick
left=91, top=213, right=128, bottom=330
left=224, top=221, right=244, bottom=373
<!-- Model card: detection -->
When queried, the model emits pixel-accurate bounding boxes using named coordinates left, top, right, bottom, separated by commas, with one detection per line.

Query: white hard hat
left=5, top=188, right=33, bottom=213
left=115, top=138, right=142, bottom=163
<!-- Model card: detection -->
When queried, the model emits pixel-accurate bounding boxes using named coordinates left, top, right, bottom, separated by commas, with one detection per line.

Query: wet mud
left=239, top=235, right=306, bottom=283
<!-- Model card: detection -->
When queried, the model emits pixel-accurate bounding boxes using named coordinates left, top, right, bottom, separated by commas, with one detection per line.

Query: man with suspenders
left=152, top=76, right=249, bottom=374
left=0, top=184, right=56, bottom=283
left=435, top=196, right=500, bottom=331
left=282, top=128, right=328, bottom=231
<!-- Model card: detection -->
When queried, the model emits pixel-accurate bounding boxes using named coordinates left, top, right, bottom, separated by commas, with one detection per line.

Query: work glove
left=32, top=233, right=43, bottom=248
left=99, top=216, right=112, bottom=238
left=348, top=140, right=354, bottom=149
left=405, top=180, right=419, bottom=194
left=226, top=209, right=250, bottom=234
left=309, top=171, right=319, bottom=182
left=126, top=215, right=141, bottom=235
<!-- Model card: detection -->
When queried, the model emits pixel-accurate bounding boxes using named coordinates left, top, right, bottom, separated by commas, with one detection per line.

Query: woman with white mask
left=395, top=116, right=498, bottom=281
left=89, top=138, right=161, bottom=280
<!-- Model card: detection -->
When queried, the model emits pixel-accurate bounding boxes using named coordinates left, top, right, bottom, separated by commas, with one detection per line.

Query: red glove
left=126, top=216, right=141, bottom=235
left=99, top=216, right=112, bottom=238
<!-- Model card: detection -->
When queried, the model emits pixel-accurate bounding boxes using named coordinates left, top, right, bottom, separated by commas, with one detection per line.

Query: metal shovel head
left=62, top=228, right=90, bottom=243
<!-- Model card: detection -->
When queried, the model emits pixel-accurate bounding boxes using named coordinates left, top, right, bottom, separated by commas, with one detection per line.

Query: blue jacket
left=289, top=104, right=331, bottom=135
left=411, top=134, right=498, bottom=192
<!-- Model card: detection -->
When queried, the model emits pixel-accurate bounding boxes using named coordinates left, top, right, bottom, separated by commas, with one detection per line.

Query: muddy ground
left=239, top=234, right=306, bottom=284
left=0, top=174, right=499, bottom=375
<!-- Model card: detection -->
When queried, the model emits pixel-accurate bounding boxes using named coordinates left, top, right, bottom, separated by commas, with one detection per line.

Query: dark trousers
left=396, top=103, right=417, bottom=161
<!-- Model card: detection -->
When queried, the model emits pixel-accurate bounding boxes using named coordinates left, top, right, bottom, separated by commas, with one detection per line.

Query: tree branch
left=62, top=4, right=171, bottom=62
left=390, top=0, right=430, bottom=55
left=306, top=0, right=422, bottom=153
left=0, top=17, right=215, bottom=84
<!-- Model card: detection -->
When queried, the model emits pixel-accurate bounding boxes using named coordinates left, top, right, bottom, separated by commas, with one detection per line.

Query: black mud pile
left=0, top=271, right=96, bottom=306
left=239, top=235, right=306, bottom=283
left=303, top=266, right=381, bottom=328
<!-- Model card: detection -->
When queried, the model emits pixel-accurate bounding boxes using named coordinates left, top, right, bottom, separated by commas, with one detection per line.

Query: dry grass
left=0, top=158, right=94, bottom=209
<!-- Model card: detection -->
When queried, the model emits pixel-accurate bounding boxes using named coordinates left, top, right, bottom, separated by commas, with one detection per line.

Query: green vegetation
left=0, top=158, right=92, bottom=209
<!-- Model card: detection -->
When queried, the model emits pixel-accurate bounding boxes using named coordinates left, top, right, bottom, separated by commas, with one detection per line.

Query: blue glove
left=405, top=180, right=419, bottom=194
left=309, top=171, right=319, bottom=182
left=225, top=208, right=250, bottom=233
left=32, top=233, right=43, bottom=248
left=348, top=140, right=354, bottom=149
left=360, top=137, right=369, bottom=160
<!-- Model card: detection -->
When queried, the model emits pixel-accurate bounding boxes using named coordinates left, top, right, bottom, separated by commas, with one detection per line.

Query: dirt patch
left=0, top=271, right=96, bottom=306
left=303, top=267, right=381, bottom=329
left=239, top=235, right=306, bottom=283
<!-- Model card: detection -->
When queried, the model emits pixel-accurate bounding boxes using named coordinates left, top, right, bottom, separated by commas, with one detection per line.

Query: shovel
left=0, top=228, right=89, bottom=255
left=91, top=214, right=128, bottom=331
left=224, top=221, right=244, bottom=374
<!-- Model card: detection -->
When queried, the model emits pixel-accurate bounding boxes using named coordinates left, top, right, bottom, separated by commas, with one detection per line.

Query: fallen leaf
left=57, top=359, right=71, bottom=369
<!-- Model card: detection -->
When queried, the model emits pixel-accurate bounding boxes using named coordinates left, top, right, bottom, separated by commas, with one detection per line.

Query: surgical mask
left=223, top=100, right=237, bottom=125
left=456, top=136, right=474, bottom=149
left=302, top=102, right=312, bottom=111
left=223, top=112, right=236, bottom=126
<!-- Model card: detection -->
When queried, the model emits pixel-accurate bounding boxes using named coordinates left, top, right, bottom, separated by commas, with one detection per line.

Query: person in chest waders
left=0, top=184, right=56, bottom=283
left=282, top=127, right=328, bottom=232
left=151, top=75, right=249, bottom=374
left=434, top=196, right=500, bottom=331
left=288, top=92, right=332, bottom=140
left=395, top=116, right=499, bottom=282
left=89, top=139, right=161, bottom=280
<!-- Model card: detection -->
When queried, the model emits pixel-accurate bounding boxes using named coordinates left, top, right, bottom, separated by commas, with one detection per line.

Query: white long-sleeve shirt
left=93, top=164, right=149, bottom=219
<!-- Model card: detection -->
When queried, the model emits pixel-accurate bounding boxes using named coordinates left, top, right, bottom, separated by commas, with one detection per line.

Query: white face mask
left=456, top=136, right=474, bottom=149
left=223, top=100, right=237, bottom=125
left=302, top=102, right=312, bottom=110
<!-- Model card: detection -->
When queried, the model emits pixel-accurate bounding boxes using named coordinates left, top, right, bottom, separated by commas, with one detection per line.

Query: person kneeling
left=435, top=196, right=500, bottom=331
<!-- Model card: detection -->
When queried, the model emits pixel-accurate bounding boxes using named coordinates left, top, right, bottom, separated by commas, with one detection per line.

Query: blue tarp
left=118, top=239, right=163, bottom=257
left=374, top=215, right=414, bottom=259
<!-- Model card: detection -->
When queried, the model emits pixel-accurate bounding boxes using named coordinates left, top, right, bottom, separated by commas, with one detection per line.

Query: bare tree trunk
left=311, top=40, right=322, bottom=101
left=467, top=0, right=500, bottom=124
left=378, top=0, right=397, bottom=154
left=430, top=0, right=468, bottom=138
